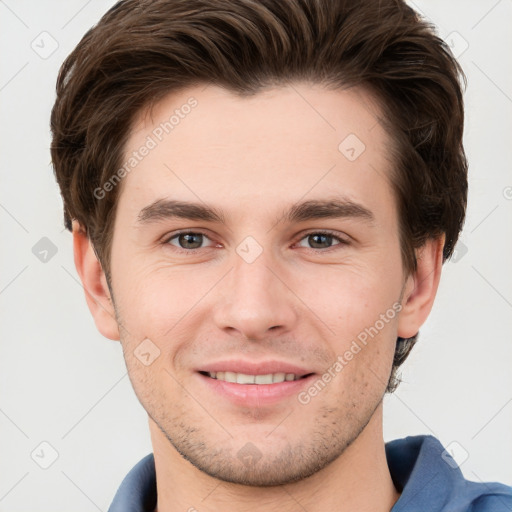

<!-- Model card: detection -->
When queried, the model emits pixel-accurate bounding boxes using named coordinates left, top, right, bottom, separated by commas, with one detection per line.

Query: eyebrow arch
left=137, top=199, right=226, bottom=224
left=284, top=198, right=374, bottom=224
left=136, top=197, right=374, bottom=226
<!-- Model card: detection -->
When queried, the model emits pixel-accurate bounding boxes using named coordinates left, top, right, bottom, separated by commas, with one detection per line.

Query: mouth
left=196, top=362, right=316, bottom=406
left=199, top=371, right=313, bottom=384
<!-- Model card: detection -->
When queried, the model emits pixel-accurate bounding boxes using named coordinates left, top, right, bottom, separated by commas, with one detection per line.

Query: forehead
left=117, top=82, right=395, bottom=225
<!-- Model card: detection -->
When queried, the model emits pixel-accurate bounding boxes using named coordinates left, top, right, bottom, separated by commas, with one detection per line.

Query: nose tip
left=213, top=256, right=299, bottom=343
left=238, top=324, right=283, bottom=342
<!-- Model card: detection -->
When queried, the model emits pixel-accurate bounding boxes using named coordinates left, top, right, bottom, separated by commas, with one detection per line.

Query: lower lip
left=197, top=373, right=316, bottom=407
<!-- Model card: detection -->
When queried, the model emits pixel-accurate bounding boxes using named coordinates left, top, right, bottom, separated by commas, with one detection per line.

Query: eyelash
left=163, top=229, right=350, bottom=255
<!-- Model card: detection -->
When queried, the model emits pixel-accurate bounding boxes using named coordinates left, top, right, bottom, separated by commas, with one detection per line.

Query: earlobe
left=397, top=235, right=445, bottom=339
left=72, top=221, right=120, bottom=341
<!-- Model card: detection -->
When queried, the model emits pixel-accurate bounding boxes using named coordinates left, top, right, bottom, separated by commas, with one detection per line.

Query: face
left=105, top=83, right=410, bottom=485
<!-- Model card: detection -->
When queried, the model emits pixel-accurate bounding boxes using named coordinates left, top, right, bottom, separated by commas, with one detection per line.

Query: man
left=50, top=0, right=512, bottom=510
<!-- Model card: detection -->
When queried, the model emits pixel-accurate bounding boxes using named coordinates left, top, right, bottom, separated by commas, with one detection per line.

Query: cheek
left=294, top=261, right=402, bottom=333
left=113, top=263, right=210, bottom=367
left=293, top=264, right=401, bottom=387
left=114, top=262, right=182, bottom=328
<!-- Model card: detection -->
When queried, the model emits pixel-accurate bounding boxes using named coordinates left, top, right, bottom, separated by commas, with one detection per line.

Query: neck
left=149, top=402, right=400, bottom=512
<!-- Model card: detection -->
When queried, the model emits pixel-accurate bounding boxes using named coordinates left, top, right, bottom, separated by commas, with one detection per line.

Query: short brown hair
left=51, top=0, right=468, bottom=392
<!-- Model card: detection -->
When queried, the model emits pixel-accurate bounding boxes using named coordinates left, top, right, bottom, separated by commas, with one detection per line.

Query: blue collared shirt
left=108, top=435, right=512, bottom=511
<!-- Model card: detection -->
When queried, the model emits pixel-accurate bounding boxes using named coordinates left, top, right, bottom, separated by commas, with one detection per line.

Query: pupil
left=180, top=233, right=202, bottom=249
left=310, top=234, right=331, bottom=249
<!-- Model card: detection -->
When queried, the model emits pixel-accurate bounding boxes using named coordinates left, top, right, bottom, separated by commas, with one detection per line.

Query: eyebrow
left=137, top=197, right=375, bottom=226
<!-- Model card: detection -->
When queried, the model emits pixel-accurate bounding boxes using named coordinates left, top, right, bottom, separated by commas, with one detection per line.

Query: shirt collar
left=108, top=453, right=156, bottom=512
left=387, top=434, right=465, bottom=511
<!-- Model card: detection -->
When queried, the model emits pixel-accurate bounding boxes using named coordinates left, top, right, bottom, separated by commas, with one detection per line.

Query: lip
left=196, top=360, right=316, bottom=407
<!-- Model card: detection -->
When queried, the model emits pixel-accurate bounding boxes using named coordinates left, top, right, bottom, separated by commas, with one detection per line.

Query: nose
left=212, top=248, right=299, bottom=342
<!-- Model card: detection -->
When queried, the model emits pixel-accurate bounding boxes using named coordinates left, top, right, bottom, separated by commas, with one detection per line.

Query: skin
left=73, top=82, right=444, bottom=511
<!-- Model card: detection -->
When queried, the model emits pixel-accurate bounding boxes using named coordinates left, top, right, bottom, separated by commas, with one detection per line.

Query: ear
left=72, top=221, right=120, bottom=341
left=397, top=235, right=445, bottom=339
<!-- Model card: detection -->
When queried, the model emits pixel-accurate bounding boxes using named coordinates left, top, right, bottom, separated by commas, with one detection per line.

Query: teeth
left=207, top=371, right=300, bottom=384
left=273, top=372, right=285, bottom=383
left=237, top=373, right=255, bottom=384
left=255, top=374, right=273, bottom=384
left=225, top=371, right=237, bottom=383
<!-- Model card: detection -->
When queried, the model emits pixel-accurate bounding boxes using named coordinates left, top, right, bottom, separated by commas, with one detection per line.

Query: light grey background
left=1, top=1, right=511, bottom=510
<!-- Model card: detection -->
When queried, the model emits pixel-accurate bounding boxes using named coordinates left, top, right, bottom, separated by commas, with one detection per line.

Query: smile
left=201, top=371, right=307, bottom=384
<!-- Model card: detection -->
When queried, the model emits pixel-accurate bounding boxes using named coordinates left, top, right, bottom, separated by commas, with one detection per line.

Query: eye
left=295, top=231, right=348, bottom=251
left=165, top=231, right=216, bottom=251
left=163, top=229, right=349, bottom=254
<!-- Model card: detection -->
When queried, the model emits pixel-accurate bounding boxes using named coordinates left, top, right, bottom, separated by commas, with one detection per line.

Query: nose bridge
left=212, top=241, right=298, bottom=340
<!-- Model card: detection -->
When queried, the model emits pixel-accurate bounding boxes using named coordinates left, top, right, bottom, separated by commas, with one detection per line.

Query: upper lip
left=198, top=360, right=314, bottom=377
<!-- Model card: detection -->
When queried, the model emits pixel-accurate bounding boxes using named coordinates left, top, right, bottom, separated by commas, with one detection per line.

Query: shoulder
left=466, top=481, right=512, bottom=512
left=387, top=435, right=512, bottom=512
